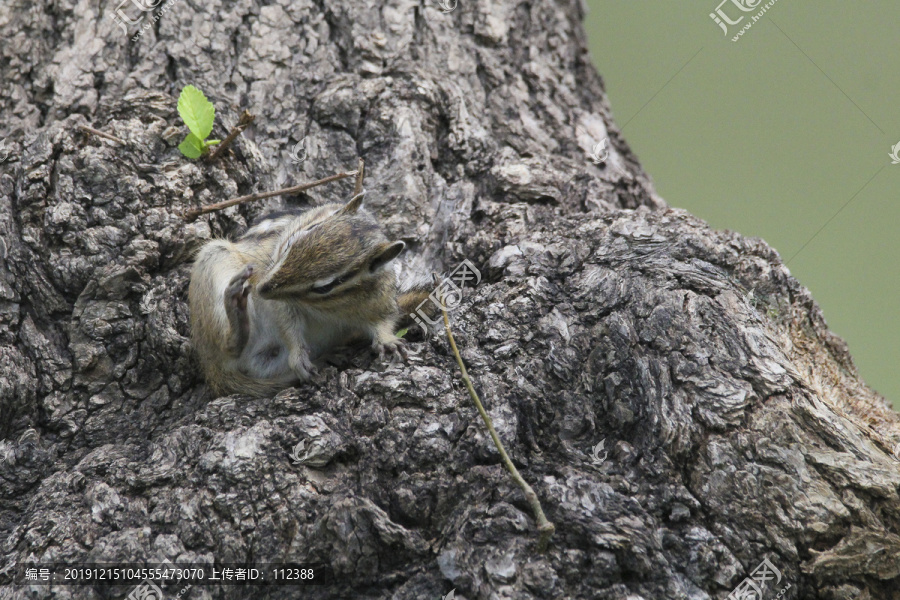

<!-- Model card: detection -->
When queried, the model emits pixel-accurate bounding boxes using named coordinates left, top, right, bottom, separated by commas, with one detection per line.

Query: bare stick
left=181, top=169, right=358, bottom=221
left=207, top=110, right=255, bottom=160
left=435, top=274, right=556, bottom=552
left=77, top=125, right=127, bottom=146
left=353, top=158, right=365, bottom=196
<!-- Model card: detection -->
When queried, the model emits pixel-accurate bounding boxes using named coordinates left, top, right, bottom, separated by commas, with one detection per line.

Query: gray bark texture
left=1, top=0, right=899, bottom=598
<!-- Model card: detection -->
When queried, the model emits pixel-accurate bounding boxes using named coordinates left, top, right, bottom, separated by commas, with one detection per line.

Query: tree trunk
left=1, top=0, right=898, bottom=599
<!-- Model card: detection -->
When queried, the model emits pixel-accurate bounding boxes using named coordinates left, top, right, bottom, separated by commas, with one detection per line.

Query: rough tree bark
left=1, top=0, right=899, bottom=598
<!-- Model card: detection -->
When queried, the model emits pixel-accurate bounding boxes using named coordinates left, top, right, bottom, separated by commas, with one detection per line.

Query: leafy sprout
left=177, top=85, right=220, bottom=158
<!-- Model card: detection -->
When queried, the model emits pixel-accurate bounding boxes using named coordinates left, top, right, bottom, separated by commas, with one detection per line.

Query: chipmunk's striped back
left=188, top=194, right=410, bottom=397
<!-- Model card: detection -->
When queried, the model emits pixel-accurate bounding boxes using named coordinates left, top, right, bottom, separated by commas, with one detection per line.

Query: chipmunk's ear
left=337, top=190, right=366, bottom=216
left=369, top=241, right=406, bottom=272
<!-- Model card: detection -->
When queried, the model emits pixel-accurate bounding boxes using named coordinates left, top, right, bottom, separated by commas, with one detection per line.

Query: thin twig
left=435, top=274, right=556, bottom=552
left=77, top=125, right=127, bottom=146
left=353, top=158, right=365, bottom=196
left=181, top=169, right=358, bottom=221
left=207, top=110, right=255, bottom=160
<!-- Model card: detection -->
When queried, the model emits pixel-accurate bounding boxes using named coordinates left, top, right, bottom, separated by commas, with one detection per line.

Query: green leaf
left=177, top=85, right=215, bottom=140
left=206, top=139, right=221, bottom=145
left=178, top=133, right=205, bottom=159
left=395, top=328, right=408, bottom=339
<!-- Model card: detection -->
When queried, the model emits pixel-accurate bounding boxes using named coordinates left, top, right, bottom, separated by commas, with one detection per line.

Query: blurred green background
left=585, top=0, right=899, bottom=410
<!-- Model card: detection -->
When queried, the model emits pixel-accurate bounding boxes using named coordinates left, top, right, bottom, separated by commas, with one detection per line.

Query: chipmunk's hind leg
left=224, top=264, right=254, bottom=356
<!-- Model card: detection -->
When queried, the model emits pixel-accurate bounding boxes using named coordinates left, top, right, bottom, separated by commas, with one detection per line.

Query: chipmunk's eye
left=310, top=280, right=337, bottom=295
left=310, top=269, right=357, bottom=295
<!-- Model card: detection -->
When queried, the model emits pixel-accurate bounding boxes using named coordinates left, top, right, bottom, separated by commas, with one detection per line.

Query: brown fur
left=189, top=195, right=409, bottom=397
left=396, top=286, right=439, bottom=326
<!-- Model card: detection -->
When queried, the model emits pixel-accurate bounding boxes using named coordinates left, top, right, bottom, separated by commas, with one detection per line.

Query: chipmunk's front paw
left=225, top=264, right=254, bottom=311
left=373, top=336, right=407, bottom=363
left=289, top=349, right=318, bottom=380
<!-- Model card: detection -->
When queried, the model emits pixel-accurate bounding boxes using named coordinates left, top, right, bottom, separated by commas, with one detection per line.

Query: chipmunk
left=188, top=192, right=428, bottom=397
